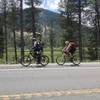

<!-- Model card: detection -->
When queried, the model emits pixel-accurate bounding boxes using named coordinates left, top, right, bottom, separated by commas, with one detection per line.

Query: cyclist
left=32, top=37, right=43, bottom=64
left=62, top=40, right=78, bottom=57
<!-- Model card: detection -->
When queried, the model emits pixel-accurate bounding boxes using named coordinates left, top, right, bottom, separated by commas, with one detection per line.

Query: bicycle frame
left=56, top=52, right=80, bottom=65
left=19, top=50, right=49, bottom=67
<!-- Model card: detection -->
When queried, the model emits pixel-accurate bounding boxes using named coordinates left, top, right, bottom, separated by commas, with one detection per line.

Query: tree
left=59, top=0, right=76, bottom=43
left=7, top=0, right=18, bottom=63
left=59, top=0, right=100, bottom=61
left=20, top=0, right=25, bottom=59
left=24, top=0, right=42, bottom=38
left=95, top=0, right=100, bottom=59
left=24, top=0, right=42, bottom=6
left=82, top=0, right=100, bottom=60
left=1, top=0, right=8, bottom=63
left=87, top=30, right=98, bottom=60
left=0, top=17, right=4, bottom=58
left=59, top=0, right=84, bottom=61
left=0, top=0, right=20, bottom=63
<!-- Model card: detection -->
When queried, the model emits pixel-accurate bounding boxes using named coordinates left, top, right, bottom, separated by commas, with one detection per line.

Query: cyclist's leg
left=63, top=50, right=69, bottom=56
left=69, top=48, right=76, bottom=61
left=69, top=48, right=76, bottom=55
left=37, top=55, right=41, bottom=64
left=36, top=50, right=42, bottom=64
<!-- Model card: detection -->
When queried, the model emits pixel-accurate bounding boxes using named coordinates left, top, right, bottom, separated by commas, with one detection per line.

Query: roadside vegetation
left=0, top=0, right=100, bottom=64
left=0, top=47, right=99, bottom=64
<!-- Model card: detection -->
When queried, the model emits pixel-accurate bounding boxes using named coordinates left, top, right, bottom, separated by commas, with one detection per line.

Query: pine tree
left=8, top=0, right=18, bottom=63
left=0, top=17, right=4, bottom=58
left=24, top=0, right=42, bottom=38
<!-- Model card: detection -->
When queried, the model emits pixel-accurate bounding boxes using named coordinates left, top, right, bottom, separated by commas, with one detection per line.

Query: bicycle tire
left=72, top=55, right=81, bottom=65
left=20, top=55, right=32, bottom=67
left=40, top=55, right=49, bottom=66
left=56, top=55, right=66, bottom=65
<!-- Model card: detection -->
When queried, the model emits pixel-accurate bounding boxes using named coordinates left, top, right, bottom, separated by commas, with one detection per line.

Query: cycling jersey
left=63, top=42, right=78, bottom=55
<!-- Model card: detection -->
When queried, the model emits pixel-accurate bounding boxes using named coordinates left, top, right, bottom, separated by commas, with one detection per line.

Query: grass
left=0, top=47, right=100, bottom=64
left=0, top=48, right=62, bottom=64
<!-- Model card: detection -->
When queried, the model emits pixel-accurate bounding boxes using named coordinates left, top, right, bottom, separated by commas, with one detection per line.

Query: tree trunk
left=78, top=0, right=83, bottom=61
left=31, top=0, right=36, bottom=39
left=4, top=0, right=8, bottom=63
left=20, top=0, right=24, bottom=59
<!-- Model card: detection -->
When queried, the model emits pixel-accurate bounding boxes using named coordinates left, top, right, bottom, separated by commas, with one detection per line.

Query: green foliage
left=87, top=32, right=98, bottom=60
left=88, top=47, right=97, bottom=60
left=59, top=0, right=81, bottom=45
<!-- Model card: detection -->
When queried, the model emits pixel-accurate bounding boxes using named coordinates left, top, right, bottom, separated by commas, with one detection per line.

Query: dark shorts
left=69, top=48, right=76, bottom=55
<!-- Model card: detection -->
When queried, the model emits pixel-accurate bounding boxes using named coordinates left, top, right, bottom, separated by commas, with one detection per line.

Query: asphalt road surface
left=0, top=63, right=100, bottom=100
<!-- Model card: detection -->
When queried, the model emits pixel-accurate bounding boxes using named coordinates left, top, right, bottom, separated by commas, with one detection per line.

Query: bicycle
left=56, top=52, right=81, bottom=66
left=19, top=50, right=49, bottom=67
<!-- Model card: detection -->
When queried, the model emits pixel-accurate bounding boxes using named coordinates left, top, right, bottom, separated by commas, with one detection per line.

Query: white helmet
left=32, top=37, right=36, bottom=40
left=65, top=41, right=69, bottom=45
left=36, top=32, right=41, bottom=35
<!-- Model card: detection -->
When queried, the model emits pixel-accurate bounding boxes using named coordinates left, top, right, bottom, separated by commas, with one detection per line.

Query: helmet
left=36, top=32, right=41, bottom=35
left=32, top=37, right=36, bottom=40
left=65, top=41, right=69, bottom=45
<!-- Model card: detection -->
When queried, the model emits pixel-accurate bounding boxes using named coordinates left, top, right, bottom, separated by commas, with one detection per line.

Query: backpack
left=70, top=42, right=78, bottom=48
left=35, top=41, right=43, bottom=51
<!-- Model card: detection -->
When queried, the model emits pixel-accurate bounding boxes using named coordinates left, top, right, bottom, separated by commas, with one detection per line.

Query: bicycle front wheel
left=56, top=55, right=66, bottom=65
left=20, top=55, right=32, bottom=67
left=40, top=55, right=49, bottom=66
left=72, top=54, right=81, bottom=65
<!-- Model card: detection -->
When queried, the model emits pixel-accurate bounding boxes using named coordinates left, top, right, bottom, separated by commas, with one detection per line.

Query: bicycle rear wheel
left=56, top=55, right=66, bottom=65
left=40, top=55, right=49, bottom=66
left=20, top=55, right=32, bottom=67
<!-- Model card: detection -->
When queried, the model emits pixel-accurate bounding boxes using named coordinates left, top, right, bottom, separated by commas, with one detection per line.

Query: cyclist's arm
left=66, top=43, right=71, bottom=52
left=62, top=46, right=68, bottom=53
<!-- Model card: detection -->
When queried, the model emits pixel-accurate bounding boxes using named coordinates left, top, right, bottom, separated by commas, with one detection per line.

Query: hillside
left=22, top=8, right=62, bottom=35
left=0, top=7, right=93, bottom=47
left=22, top=8, right=91, bottom=43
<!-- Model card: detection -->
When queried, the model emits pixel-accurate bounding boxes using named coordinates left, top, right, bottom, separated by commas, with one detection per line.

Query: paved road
left=0, top=62, right=100, bottom=69
left=0, top=63, right=100, bottom=100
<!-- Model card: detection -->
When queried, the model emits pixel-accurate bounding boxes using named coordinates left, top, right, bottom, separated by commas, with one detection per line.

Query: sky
left=40, top=0, right=60, bottom=12
left=23, top=0, right=60, bottom=12
left=0, top=0, right=60, bottom=12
